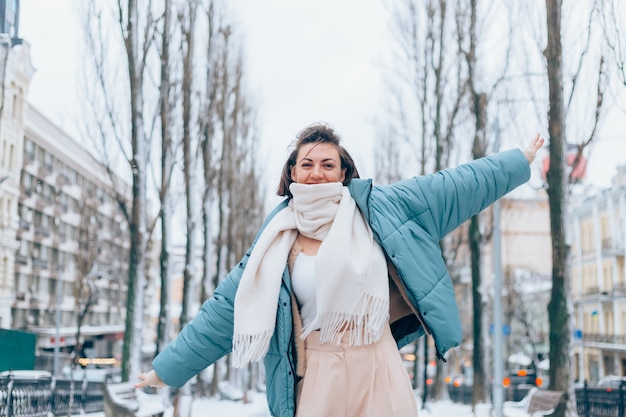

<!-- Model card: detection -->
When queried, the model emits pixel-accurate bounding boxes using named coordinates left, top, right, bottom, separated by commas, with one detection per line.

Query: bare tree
left=383, top=0, right=467, bottom=401
left=179, top=0, right=200, bottom=330
left=72, top=194, right=101, bottom=370
left=197, top=20, right=264, bottom=397
left=80, top=1, right=157, bottom=382
left=600, top=0, right=626, bottom=89
left=544, top=2, right=573, bottom=414
left=155, top=0, right=178, bottom=358
left=457, top=0, right=515, bottom=405
left=199, top=0, right=218, bottom=308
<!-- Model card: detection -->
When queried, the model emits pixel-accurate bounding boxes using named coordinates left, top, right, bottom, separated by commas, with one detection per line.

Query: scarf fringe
left=232, top=330, right=273, bottom=368
left=302, top=294, right=389, bottom=346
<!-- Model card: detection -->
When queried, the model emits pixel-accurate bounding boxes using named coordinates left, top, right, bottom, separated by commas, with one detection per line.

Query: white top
left=291, top=252, right=318, bottom=330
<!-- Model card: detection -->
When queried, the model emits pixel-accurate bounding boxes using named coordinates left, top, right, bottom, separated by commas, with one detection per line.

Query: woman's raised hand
left=523, top=133, right=545, bottom=164
left=134, top=369, right=166, bottom=389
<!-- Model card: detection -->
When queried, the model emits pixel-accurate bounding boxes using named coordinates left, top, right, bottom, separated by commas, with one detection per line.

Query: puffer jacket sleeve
left=152, top=199, right=290, bottom=388
left=409, top=148, right=529, bottom=239
left=151, top=259, right=246, bottom=388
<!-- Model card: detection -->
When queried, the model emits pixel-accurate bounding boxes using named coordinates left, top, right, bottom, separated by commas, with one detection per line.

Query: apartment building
left=14, top=106, right=132, bottom=368
left=0, top=35, right=33, bottom=329
left=0, top=36, right=133, bottom=373
left=570, top=167, right=626, bottom=384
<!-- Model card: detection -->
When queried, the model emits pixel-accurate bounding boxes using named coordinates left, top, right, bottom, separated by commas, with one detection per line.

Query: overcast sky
left=18, top=0, right=626, bottom=193
left=18, top=0, right=388, bottom=202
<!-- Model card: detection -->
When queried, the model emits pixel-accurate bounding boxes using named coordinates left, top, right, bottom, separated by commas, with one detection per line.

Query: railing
left=583, top=333, right=626, bottom=345
left=0, top=373, right=104, bottom=417
left=448, top=382, right=626, bottom=417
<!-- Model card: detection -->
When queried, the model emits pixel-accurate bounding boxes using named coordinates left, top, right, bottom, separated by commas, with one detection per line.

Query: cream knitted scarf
left=232, top=182, right=389, bottom=367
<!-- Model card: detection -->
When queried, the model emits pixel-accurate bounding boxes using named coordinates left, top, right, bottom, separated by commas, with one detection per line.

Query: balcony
left=613, top=285, right=626, bottom=296
left=583, top=333, right=626, bottom=346
left=602, top=238, right=624, bottom=256
left=34, top=226, right=50, bottom=237
left=31, top=258, right=48, bottom=270
left=584, top=286, right=600, bottom=296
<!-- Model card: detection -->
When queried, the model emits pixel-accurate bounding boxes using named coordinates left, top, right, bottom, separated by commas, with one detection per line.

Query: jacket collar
left=348, top=178, right=373, bottom=221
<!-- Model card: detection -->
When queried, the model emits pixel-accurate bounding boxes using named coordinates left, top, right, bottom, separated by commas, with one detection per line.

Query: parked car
left=0, top=370, right=52, bottom=381
left=595, top=375, right=626, bottom=390
left=447, top=374, right=472, bottom=387
left=509, top=369, right=537, bottom=386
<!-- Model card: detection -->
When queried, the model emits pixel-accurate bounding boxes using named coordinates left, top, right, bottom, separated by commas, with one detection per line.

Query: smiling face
left=291, top=142, right=346, bottom=185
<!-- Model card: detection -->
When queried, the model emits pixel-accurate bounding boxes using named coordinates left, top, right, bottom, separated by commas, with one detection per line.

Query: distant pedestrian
left=136, top=123, right=544, bottom=417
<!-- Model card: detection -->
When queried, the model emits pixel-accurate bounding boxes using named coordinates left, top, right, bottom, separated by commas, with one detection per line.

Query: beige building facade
left=448, top=186, right=553, bottom=373
left=570, top=168, right=626, bottom=384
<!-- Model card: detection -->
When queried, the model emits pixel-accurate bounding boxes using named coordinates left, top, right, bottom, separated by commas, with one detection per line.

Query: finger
left=134, top=373, right=149, bottom=388
left=535, top=136, right=545, bottom=150
left=531, top=134, right=543, bottom=150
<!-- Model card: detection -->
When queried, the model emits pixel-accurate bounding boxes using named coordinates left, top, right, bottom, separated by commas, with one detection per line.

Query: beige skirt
left=295, top=325, right=418, bottom=417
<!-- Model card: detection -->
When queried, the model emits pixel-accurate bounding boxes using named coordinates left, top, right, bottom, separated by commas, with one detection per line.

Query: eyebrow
left=298, top=157, right=337, bottom=163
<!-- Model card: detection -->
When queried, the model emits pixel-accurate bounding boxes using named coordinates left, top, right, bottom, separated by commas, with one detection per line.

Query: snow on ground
left=83, top=390, right=481, bottom=417
left=162, top=391, right=479, bottom=417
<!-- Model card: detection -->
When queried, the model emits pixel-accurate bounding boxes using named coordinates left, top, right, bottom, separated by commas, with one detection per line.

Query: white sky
left=18, top=0, right=388, bottom=205
left=18, top=0, right=626, bottom=195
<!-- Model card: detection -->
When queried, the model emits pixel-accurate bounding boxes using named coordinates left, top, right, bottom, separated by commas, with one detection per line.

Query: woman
left=136, top=123, right=544, bottom=417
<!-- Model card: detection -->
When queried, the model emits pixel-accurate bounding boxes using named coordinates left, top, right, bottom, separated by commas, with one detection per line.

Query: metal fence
left=0, top=374, right=104, bottom=417
left=448, top=383, right=626, bottom=417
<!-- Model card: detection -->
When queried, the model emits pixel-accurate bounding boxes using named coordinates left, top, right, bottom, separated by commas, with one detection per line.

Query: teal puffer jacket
left=152, top=148, right=530, bottom=417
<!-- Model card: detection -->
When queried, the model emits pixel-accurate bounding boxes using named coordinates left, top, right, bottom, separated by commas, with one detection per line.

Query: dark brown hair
left=276, top=123, right=360, bottom=197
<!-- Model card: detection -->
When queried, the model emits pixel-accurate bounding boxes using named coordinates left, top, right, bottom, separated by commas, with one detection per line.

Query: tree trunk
left=545, top=0, right=576, bottom=415
left=470, top=215, right=488, bottom=406
left=121, top=0, right=149, bottom=383
left=180, top=1, right=199, bottom=329
left=156, top=0, right=173, bottom=358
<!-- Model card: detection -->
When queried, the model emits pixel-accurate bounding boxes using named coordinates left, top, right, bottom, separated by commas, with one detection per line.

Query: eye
left=324, top=163, right=336, bottom=169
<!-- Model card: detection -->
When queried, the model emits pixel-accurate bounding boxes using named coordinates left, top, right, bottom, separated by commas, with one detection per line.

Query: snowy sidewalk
left=179, top=391, right=476, bottom=417
left=84, top=390, right=478, bottom=417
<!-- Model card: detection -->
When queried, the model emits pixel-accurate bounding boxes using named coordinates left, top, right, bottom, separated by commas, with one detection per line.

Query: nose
left=311, top=165, right=323, bottom=178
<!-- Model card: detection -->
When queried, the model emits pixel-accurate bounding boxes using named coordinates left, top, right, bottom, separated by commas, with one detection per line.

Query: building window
left=16, top=273, right=27, bottom=293
left=22, top=172, right=32, bottom=194
left=43, top=151, right=53, bottom=172
left=11, top=91, right=20, bottom=118
left=11, top=308, right=26, bottom=328
left=24, top=139, right=34, bottom=160
left=8, top=143, right=13, bottom=170
left=48, top=278, right=57, bottom=299
left=39, top=276, right=48, bottom=296
left=18, top=239, right=28, bottom=256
